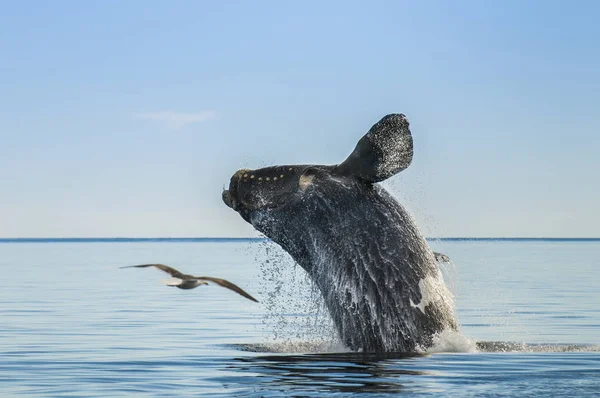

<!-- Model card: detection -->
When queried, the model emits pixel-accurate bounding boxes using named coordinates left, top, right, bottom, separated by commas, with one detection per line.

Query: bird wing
left=195, top=276, right=259, bottom=303
left=120, top=264, right=190, bottom=279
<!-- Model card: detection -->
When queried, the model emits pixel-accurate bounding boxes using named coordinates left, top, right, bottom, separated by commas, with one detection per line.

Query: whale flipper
left=337, top=114, right=413, bottom=183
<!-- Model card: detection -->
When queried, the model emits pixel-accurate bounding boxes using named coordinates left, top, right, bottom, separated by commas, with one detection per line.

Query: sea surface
left=1, top=238, right=599, bottom=397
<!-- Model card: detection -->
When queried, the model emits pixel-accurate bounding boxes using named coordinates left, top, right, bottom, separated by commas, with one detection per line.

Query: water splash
left=476, top=341, right=600, bottom=353
left=253, top=239, right=340, bottom=349
left=235, top=340, right=350, bottom=354
left=425, top=329, right=478, bottom=353
left=235, top=336, right=600, bottom=355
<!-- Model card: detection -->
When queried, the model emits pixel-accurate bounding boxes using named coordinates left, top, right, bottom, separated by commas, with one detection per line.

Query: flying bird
left=120, top=263, right=259, bottom=303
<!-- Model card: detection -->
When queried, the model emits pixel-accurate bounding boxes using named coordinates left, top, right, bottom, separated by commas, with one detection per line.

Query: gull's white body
left=164, top=278, right=208, bottom=289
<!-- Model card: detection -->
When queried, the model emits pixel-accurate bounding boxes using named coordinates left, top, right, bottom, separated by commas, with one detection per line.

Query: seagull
left=120, top=263, right=259, bottom=303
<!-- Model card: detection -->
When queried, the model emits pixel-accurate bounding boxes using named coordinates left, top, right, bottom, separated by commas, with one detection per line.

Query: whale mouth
left=222, top=168, right=258, bottom=212
left=222, top=188, right=238, bottom=210
left=222, top=169, right=245, bottom=211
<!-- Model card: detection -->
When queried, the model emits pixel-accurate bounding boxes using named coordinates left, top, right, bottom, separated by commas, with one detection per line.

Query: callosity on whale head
left=222, top=114, right=458, bottom=352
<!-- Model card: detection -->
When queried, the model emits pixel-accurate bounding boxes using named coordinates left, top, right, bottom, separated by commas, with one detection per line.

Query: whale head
left=222, top=114, right=413, bottom=241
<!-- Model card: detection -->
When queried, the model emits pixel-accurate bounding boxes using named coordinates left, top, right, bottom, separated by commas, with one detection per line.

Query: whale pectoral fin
left=337, top=114, right=413, bottom=183
left=433, top=252, right=451, bottom=263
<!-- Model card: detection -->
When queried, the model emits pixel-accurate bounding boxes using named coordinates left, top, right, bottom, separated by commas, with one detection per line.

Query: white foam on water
left=424, top=329, right=479, bottom=353
left=476, top=341, right=600, bottom=353
left=420, top=329, right=600, bottom=354
left=241, top=340, right=351, bottom=354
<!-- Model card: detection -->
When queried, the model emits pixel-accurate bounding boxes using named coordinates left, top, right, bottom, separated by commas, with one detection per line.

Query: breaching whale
left=222, top=114, right=458, bottom=352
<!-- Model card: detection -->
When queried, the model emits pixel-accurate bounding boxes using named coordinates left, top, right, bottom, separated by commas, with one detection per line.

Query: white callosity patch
left=409, top=270, right=455, bottom=315
left=298, top=174, right=314, bottom=191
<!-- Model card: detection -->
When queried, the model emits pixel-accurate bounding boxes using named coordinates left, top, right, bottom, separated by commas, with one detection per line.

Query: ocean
left=1, top=238, right=598, bottom=397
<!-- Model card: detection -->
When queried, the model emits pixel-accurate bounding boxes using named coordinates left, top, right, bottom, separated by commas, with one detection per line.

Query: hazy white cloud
left=135, top=110, right=217, bottom=129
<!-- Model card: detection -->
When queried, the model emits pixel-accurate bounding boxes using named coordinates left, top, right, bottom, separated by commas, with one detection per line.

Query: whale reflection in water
left=223, top=351, right=429, bottom=395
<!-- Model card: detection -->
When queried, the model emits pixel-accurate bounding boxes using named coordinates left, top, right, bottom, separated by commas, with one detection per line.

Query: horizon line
left=1, top=237, right=599, bottom=243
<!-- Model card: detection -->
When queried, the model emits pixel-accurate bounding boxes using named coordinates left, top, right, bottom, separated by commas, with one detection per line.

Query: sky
left=0, top=0, right=599, bottom=238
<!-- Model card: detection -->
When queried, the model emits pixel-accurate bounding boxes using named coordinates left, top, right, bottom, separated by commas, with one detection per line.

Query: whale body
left=223, top=114, right=457, bottom=352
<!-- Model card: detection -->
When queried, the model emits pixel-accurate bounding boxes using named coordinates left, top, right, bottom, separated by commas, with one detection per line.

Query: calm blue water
left=1, top=238, right=599, bottom=397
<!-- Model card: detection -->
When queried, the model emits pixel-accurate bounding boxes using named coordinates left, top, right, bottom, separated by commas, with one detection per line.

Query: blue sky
left=1, top=1, right=598, bottom=237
